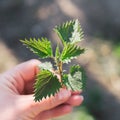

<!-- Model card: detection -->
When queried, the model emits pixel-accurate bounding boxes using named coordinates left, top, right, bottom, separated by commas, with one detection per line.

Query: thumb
left=16, top=89, right=71, bottom=116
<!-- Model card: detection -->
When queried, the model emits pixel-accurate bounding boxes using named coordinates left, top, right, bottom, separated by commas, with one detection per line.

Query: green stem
left=53, top=56, right=63, bottom=82
left=52, top=51, right=63, bottom=83
left=58, top=61, right=62, bottom=82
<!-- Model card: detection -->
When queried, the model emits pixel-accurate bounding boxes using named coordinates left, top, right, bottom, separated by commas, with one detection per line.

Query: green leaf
left=60, top=43, right=85, bottom=63
left=34, top=70, right=62, bottom=101
left=38, top=62, right=53, bottom=71
left=20, top=38, right=53, bottom=58
left=62, top=65, right=86, bottom=91
left=54, top=19, right=84, bottom=45
left=70, top=65, right=86, bottom=89
left=70, top=65, right=82, bottom=75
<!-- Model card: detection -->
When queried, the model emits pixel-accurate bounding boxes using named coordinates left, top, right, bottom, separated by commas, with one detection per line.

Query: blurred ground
left=0, top=0, right=120, bottom=120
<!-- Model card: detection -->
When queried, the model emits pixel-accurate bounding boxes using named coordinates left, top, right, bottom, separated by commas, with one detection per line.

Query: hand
left=0, top=59, right=83, bottom=120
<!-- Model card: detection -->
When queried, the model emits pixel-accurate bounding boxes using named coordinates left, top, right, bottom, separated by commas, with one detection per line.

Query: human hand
left=0, top=59, right=83, bottom=120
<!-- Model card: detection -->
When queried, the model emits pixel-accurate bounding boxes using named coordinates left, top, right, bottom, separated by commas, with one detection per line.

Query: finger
left=35, top=104, right=72, bottom=120
left=66, top=95, right=84, bottom=106
left=16, top=89, right=71, bottom=117
left=10, top=59, right=40, bottom=82
left=3, top=59, right=41, bottom=94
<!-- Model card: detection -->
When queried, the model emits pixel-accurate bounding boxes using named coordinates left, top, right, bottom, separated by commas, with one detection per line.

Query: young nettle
left=21, top=19, right=86, bottom=102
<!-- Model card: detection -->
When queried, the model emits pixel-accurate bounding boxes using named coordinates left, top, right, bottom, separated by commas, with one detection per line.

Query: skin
left=0, top=59, right=84, bottom=120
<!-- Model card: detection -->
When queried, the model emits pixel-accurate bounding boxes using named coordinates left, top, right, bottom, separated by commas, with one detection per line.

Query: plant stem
left=58, top=61, right=62, bottom=82
left=52, top=54, right=63, bottom=83
left=51, top=56, right=62, bottom=81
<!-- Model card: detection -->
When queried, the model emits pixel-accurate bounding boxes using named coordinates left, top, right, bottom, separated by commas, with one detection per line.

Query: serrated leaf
left=70, top=65, right=86, bottom=89
left=34, top=70, right=62, bottom=101
left=20, top=38, right=53, bottom=58
left=60, top=43, right=85, bottom=63
left=70, top=65, right=81, bottom=75
left=62, top=65, right=86, bottom=91
left=38, top=62, right=53, bottom=71
left=54, top=19, right=84, bottom=45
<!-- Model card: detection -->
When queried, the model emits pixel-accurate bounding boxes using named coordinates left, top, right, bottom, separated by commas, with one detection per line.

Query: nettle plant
left=21, top=19, right=86, bottom=102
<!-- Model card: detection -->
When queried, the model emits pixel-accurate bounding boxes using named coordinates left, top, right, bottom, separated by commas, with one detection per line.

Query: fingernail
left=58, top=89, right=71, bottom=100
left=80, top=95, right=84, bottom=101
